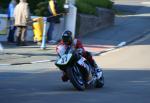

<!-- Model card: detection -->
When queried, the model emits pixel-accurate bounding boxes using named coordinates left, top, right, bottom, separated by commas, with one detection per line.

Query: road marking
left=31, top=60, right=51, bottom=64
left=0, top=43, right=4, bottom=53
left=100, top=47, right=121, bottom=56
left=100, top=41, right=127, bottom=56
left=117, top=41, right=126, bottom=47
left=142, top=2, right=150, bottom=5
left=0, top=64, right=11, bottom=66
left=0, top=59, right=55, bottom=66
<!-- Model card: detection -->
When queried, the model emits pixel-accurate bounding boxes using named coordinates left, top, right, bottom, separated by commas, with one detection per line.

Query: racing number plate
left=57, top=54, right=72, bottom=65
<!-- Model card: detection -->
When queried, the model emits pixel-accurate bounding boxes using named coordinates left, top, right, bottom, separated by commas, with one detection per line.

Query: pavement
left=0, top=2, right=150, bottom=66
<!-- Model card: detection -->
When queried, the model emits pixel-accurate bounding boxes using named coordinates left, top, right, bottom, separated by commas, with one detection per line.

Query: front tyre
left=67, top=65, right=85, bottom=91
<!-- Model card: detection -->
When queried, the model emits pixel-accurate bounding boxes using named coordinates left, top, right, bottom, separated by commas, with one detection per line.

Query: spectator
left=14, top=0, right=31, bottom=46
left=47, top=0, right=60, bottom=44
left=7, top=0, right=17, bottom=43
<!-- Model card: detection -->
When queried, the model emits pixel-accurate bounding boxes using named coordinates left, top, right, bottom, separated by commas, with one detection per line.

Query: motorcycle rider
left=56, top=30, right=102, bottom=82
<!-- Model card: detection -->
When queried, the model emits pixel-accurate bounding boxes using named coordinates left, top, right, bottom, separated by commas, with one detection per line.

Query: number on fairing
left=57, top=54, right=72, bottom=65
left=61, top=55, right=67, bottom=64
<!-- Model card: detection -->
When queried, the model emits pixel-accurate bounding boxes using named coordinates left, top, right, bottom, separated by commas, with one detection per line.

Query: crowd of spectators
left=0, top=0, right=61, bottom=46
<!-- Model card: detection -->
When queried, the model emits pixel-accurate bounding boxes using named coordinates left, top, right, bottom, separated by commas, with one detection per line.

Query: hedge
left=0, top=0, right=113, bottom=16
left=34, top=0, right=65, bottom=16
left=76, top=0, right=113, bottom=15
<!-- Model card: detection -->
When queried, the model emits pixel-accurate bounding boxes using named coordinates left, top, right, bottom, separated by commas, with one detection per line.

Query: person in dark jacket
left=47, top=0, right=60, bottom=44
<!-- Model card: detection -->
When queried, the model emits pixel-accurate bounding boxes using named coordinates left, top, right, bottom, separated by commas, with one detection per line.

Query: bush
left=34, top=0, right=65, bottom=16
left=81, top=0, right=113, bottom=9
left=28, top=0, right=45, bottom=15
left=76, top=1, right=96, bottom=15
left=1, top=0, right=113, bottom=16
left=32, top=0, right=113, bottom=16
left=0, top=0, right=10, bottom=9
left=34, top=2, right=49, bottom=16
left=76, top=0, right=113, bottom=15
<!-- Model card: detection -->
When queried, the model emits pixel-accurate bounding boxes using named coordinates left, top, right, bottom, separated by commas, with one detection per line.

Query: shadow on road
left=0, top=69, right=149, bottom=103
left=0, top=68, right=150, bottom=90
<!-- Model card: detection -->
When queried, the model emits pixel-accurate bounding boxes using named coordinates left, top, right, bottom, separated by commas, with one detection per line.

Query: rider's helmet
left=62, top=30, right=73, bottom=45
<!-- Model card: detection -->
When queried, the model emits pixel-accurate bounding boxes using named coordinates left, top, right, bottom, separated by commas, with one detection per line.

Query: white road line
left=100, top=41, right=127, bottom=56
left=117, top=41, right=127, bottom=47
left=142, top=2, right=150, bottom=5
left=0, top=64, right=11, bottom=66
left=0, top=43, right=4, bottom=53
left=31, top=60, right=51, bottom=64
left=0, top=59, right=53, bottom=66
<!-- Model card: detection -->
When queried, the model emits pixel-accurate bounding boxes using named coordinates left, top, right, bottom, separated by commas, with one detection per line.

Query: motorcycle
left=55, top=45, right=104, bottom=91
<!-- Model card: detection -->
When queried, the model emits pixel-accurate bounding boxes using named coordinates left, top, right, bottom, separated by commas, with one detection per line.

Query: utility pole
left=70, top=0, right=75, bottom=5
left=64, top=0, right=77, bottom=38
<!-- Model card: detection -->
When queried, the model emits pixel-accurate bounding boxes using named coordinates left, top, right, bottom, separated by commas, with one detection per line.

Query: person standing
left=14, top=0, right=30, bottom=46
left=47, top=0, right=60, bottom=44
left=7, top=0, right=17, bottom=43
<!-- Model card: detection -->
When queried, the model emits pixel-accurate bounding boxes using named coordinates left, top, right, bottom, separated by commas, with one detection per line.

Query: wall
left=76, top=7, right=115, bottom=37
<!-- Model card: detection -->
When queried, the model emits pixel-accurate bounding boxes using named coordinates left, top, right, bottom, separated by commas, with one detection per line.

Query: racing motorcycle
left=55, top=45, right=104, bottom=91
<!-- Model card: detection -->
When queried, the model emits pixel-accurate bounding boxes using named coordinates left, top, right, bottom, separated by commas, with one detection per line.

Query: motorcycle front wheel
left=67, top=65, right=85, bottom=91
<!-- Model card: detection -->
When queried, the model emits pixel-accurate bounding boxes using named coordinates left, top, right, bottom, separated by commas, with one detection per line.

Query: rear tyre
left=67, top=65, right=85, bottom=91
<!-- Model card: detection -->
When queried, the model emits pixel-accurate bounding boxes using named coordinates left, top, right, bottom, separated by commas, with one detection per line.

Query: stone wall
left=76, top=8, right=115, bottom=37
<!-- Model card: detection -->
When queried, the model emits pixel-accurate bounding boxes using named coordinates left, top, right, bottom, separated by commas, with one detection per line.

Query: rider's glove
left=76, top=48, right=83, bottom=55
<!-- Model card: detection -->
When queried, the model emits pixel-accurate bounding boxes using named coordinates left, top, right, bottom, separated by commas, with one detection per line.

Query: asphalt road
left=112, top=0, right=150, bottom=4
left=0, top=33, right=150, bottom=103
left=112, top=0, right=150, bottom=13
left=0, top=70, right=149, bottom=103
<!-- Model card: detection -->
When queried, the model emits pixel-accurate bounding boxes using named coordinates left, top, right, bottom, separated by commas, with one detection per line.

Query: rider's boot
left=85, top=52, right=103, bottom=79
left=93, top=63, right=103, bottom=79
left=95, top=67, right=103, bottom=79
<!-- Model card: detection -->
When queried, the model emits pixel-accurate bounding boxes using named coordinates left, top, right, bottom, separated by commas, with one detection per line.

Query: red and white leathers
left=56, top=38, right=96, bottom=67
left=56, top=38, right=100, bottom=82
